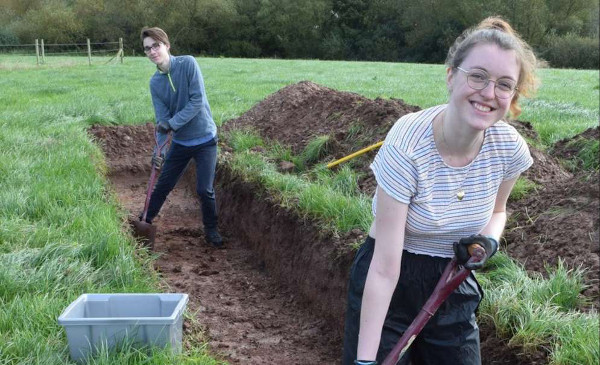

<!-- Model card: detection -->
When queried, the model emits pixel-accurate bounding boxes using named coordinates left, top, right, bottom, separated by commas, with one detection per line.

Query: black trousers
left=342, top=237, right=482, bottom=365
left=146, top=138, right=218, bottom=229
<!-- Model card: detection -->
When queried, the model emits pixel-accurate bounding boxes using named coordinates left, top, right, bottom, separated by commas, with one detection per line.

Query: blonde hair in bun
left=446, top=16, right=538, bottom=117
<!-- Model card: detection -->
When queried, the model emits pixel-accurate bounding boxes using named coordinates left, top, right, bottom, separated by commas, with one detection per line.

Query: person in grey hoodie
left=140, top=27, right=223, bottom=248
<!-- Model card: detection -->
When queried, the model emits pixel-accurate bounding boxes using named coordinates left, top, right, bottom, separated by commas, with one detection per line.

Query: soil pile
left=224, top=81, right=421, bottom=156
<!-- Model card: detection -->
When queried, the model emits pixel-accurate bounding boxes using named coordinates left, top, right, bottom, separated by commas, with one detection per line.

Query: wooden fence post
left=41, top=39, right=45, bottom=64
left=87, top=38, right=91, bottom=66
left=119, top=38, right=124, bottom=63
left=35, top=39, right=39, bottom=65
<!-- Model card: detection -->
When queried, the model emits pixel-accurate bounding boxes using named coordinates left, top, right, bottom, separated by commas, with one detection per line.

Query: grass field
left=0, top=55, right=597, bottom=364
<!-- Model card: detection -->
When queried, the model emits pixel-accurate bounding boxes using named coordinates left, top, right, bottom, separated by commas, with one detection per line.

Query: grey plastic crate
left=58, top=293, right=188, bottom=363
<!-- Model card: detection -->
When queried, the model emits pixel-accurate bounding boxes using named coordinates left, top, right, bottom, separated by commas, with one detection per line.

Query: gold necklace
left=440, top=117, right=467, bottom=201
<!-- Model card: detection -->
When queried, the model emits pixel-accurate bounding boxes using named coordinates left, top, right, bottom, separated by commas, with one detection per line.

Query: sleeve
left=370, top=144, right=418, bottom=204
left=168, top=57, right=204, bottom=130
left=504, top=133, right=533, bottom=180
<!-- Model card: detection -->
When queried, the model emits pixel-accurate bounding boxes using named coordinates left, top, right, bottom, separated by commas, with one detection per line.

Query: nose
left=479, top=81, right=496, bottom=99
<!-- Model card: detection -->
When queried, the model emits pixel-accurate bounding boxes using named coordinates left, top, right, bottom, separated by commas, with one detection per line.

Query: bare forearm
left=482, top=177, right=518, bottom=240
left=355, top=187, right=408, bottom=360
left=481, top=211, right=506, bottom=240
left=357, top=268, right=399, bottom=359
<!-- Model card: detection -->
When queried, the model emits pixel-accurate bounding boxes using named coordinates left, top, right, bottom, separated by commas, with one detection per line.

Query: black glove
left=453, top=234, right=498, bottom=270
left=151, top=149, right=166, bottom=169
left=156, top=120, right=172, bottom=134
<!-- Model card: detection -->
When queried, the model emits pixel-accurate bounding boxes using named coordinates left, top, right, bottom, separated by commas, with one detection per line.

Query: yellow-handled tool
left=326, top=141, right=383, bottom=169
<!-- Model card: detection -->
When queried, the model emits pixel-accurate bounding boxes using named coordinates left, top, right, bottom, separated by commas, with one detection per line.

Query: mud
left=89, top=82, right=598, bottom=364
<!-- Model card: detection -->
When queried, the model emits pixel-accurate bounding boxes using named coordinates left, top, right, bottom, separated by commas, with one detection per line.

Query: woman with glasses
left=343, top=16, right=537, bottom=365
left=139, top=27, right=223, bottom=248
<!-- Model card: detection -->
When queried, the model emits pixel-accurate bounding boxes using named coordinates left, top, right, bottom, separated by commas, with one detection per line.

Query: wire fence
left=0, top=39, right=124, bottom=66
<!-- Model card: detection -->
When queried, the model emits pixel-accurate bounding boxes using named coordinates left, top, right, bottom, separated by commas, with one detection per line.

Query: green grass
left=228, top=151, right=372, bottom=233
left=521, top=68, right=600, bottom=145
left=0, top=55, right=597, bottom=364
left=563, top=137, right=600, bottom=171
left=226, top=128, right=264, bottom=152
left=302, top=135, right=333, bottom=165
left=311, top=164, right=363, bottom=197
left=480, top=254, right=596, bottom=364
left=509, top=177, right=539, bottom=201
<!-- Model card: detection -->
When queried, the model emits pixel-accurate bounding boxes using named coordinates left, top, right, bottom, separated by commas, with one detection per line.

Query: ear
left=446, top=67, right=454, bottom=92
left=165, top=43, right=171, bottom=52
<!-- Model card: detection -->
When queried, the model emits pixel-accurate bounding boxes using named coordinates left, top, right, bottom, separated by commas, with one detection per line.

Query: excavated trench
left=92, top=123, right=344, bottom=363
left=91, top=122, right=539, bottom=364
left=89, top=81, right=599, bottom=365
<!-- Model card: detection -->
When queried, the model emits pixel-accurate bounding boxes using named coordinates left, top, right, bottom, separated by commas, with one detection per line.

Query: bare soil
left=89, top=81, right=598, bottom=364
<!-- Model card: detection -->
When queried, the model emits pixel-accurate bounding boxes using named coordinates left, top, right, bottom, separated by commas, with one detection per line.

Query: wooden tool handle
left=468, top=243, right=486, bottom=259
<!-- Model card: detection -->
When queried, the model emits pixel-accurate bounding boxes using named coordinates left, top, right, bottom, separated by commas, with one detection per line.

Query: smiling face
left=143, top=36, right=170, bottom=70
left=446, top=43, right=520, bottom=131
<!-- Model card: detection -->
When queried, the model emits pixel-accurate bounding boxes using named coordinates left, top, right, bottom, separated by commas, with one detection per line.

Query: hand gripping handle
left=382, top=245, right=486, bottom=365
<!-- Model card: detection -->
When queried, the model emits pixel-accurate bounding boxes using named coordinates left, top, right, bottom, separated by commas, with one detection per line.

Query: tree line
left=0, top=0, right=598, bottom=69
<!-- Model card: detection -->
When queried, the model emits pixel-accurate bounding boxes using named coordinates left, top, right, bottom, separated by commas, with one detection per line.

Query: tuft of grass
left=311, top=164, right=362, bottom=197
left=302, top=135, right=333, bottom=164
left=532, top=260, right=588, bottom=310
left=226, top=129, right=264, bottom=152
left=71, top=330, right=223, bottom=365
left=509, top=177, right=538, bottom=201
left=267, top=142, right=305, bottom=171
left=550, top=314, right=600, bottom=365
left=478, top=252, right=596, bottom=364
left=570, top=138, right=599, bottom=171
left=345, top=120, right=363, bottom=142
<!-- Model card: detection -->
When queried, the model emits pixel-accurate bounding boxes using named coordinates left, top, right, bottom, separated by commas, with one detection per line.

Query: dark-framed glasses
left=143, top=42, right=162, bottom=54
left=456, top=67, right=518, bottom=99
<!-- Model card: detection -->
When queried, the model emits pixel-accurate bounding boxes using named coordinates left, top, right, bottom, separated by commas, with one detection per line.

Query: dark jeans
left=146, top=138, right=218, bottom=230
left=342, top=237, right=482, bottom=365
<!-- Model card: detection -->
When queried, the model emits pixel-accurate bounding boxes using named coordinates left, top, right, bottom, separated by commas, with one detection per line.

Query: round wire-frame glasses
left=456, top=67, right=518, bottom=99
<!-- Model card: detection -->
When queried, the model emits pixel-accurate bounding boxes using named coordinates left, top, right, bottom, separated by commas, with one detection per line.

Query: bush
left=541, top=33, right=600, bottom=69
left=224, top=40, right=262, bottom=58
left=0, top=28, right=18, bottom=45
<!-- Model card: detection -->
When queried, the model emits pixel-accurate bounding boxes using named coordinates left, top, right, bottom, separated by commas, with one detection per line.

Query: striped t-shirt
left=370, top=104, right=533, bottom=258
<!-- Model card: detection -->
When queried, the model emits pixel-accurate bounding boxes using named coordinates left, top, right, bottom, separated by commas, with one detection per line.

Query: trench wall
left=184, top=162, right=356, bottom=335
